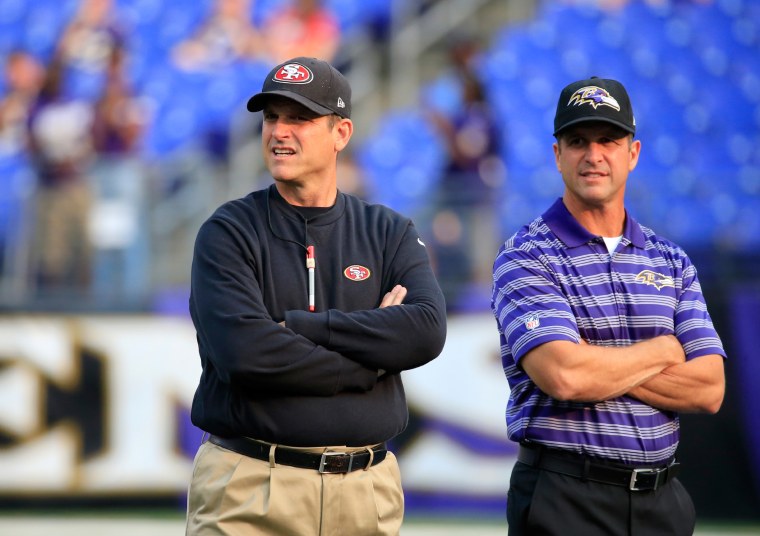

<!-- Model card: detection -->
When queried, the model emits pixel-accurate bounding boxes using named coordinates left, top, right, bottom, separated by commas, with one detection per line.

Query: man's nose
left=270, top=119, right=290, bottom=138
left=585, top=142, right=603, bottom=161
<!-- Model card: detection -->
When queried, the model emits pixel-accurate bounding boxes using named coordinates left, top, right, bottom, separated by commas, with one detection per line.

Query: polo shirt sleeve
left=492, top=242, right=580, bottom=366
left=674, top=253, right=727, bottom=361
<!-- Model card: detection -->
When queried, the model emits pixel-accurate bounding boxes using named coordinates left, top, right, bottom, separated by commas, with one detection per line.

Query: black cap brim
left=247, top=90, right=335, bottom=116
left=553, top=116, right=636, bottom=136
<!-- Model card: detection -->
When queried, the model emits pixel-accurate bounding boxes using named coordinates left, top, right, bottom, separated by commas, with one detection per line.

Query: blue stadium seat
left=253, top=0, right=292, bottom=26
left=326, top=0, right=367, bottom=31
left=695, top=74, right=756, bottom=135
left=485, top=34, right=522, bottom=86
left=143, top=101, right=201, bottom=157
left=155, top=4, right=206, bottom=55
left=732, top=199, right=760, bottom=246
left=746, top=1, right=760, bottom=25
left=536, top=1, right=601, bottom=41
left=421, top=73, right=462, bottom=119
left=0, top=0, right=26, bottom=26
left=662, top=197, right=718, bottom=246
left=506, top=124, right=548, bottom=171
left=357, top=111, right=445, bottom=215
left=21, top=5, right=67, bottom=59
left=497, top=189, right=550, bottom=239
left=64, top=67, right=106, bottom=101
left=487, top=80, right=524, bottom=126
left=686, top=1, right=748, bottom=54
left=737, top=164, right=760, bottom=196
left=236, top=59, right=270, bottom=94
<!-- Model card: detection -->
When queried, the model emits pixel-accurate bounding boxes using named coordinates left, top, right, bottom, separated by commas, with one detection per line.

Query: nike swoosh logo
left=417, top=238, right=426, bottom=247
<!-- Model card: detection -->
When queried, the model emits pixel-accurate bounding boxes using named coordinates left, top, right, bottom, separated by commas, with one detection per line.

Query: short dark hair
left=326, top=114, right=341, bottom=129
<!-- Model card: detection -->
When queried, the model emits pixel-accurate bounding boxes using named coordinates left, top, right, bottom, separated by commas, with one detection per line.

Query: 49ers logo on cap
left=344, top=265, right=370, bottom=281
left=274, top=63, right=313, bottom=84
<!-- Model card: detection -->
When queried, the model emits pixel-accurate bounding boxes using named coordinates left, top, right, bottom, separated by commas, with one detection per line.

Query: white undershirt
left=602, top=235, right=623, bottom=254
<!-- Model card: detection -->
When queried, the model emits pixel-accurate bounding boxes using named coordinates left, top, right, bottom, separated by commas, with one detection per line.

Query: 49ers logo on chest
left=344, top=265, right=370, bottom=281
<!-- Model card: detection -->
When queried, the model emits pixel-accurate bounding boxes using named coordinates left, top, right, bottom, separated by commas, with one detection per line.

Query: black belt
left=209, top=435, right=387, bottom=474
left=518, top=443, right=680, bottom=491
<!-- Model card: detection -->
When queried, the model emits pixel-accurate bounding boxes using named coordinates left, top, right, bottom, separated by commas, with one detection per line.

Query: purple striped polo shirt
left=491, top=198, right=726, bottom=465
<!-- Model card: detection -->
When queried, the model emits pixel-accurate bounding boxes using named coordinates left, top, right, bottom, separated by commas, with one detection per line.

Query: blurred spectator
left=0, top=51, right=43, bottom=284
left=57, top=0, right=127, bottom=101
left=172, top=0, right=265, bottom=71
left=58, top=0, right=125, bottom=74
left=0, top=51, right=44, bottom=157
left=262, top=0, right=341, bottom=64
left=426, top=35, right=504, bottom=310
left=90, top=43, right=150, bottom=303
left=26, top=52, right=94, bottom=294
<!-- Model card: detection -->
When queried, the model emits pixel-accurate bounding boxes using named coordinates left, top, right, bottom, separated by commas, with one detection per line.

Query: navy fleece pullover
left=189, top=185, right=447, bottom=446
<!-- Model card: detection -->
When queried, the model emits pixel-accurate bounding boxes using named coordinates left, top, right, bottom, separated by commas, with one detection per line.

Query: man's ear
left=334, top=118, right=353, bottom=152
left=628, top=139, right=641, bottom=172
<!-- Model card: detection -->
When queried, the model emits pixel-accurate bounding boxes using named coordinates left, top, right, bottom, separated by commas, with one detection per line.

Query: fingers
left=379, top=285, right=407, bottom=308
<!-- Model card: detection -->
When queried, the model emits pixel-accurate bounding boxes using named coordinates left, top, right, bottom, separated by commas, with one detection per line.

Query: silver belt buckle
left=629, top=467, right=664, bottom=491
left=319, top=451, right=353, bottom=474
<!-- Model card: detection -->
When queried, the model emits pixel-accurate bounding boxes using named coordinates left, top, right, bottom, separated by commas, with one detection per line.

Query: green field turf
left=0, top=514, right=758, bottom=535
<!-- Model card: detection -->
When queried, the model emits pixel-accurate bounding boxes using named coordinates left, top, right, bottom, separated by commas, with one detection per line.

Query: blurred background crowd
left=0, top=0, right=758, bottom=315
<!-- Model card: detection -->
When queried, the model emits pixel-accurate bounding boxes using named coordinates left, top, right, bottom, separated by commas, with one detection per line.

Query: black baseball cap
left=247, top=57, right=351, bottom=119
left=553, top=76, right=635, bottom=136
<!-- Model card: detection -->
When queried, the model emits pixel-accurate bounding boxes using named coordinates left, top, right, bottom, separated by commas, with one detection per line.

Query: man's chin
left=272, top=173, right=297, bottom=183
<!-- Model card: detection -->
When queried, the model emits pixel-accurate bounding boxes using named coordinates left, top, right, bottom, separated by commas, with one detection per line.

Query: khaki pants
left=186, top=440, right=404, bottom=536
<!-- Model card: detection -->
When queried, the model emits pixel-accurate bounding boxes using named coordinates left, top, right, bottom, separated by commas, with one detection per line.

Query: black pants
left=507, top=461, right=696, bottom=536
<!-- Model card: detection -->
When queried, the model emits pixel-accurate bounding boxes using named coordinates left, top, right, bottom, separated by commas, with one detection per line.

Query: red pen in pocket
left=306, top=246, right=315, bottom=312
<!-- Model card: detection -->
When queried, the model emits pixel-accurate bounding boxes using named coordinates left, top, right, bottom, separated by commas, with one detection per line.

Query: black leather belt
left=209, top=435, right=387, bottom=474
left=518, top=443, right=680, bottom=491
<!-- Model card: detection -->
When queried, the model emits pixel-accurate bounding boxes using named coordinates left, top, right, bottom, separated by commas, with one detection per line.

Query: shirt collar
left=542, top=197, right=646, bottom=249
left=268, top=184, right=346, bottom=225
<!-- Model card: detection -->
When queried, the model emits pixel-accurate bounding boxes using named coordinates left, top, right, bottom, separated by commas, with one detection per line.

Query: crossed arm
left=281, top=284, right=408, bottom=329
left=521, top=336, right=725, bottom=414
left=281, top=285, right=408, bottom=378
left=627, top=353, right=724, bottom=413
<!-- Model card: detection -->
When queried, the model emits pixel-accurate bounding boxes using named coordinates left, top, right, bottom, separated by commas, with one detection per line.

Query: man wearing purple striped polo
left=491, top=77, right=726, bottom=535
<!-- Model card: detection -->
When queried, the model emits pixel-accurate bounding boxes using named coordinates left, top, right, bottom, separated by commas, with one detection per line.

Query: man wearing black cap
left=491, top=77, right=726, bottom=535
left=185, top=57, right=446, bottom=535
